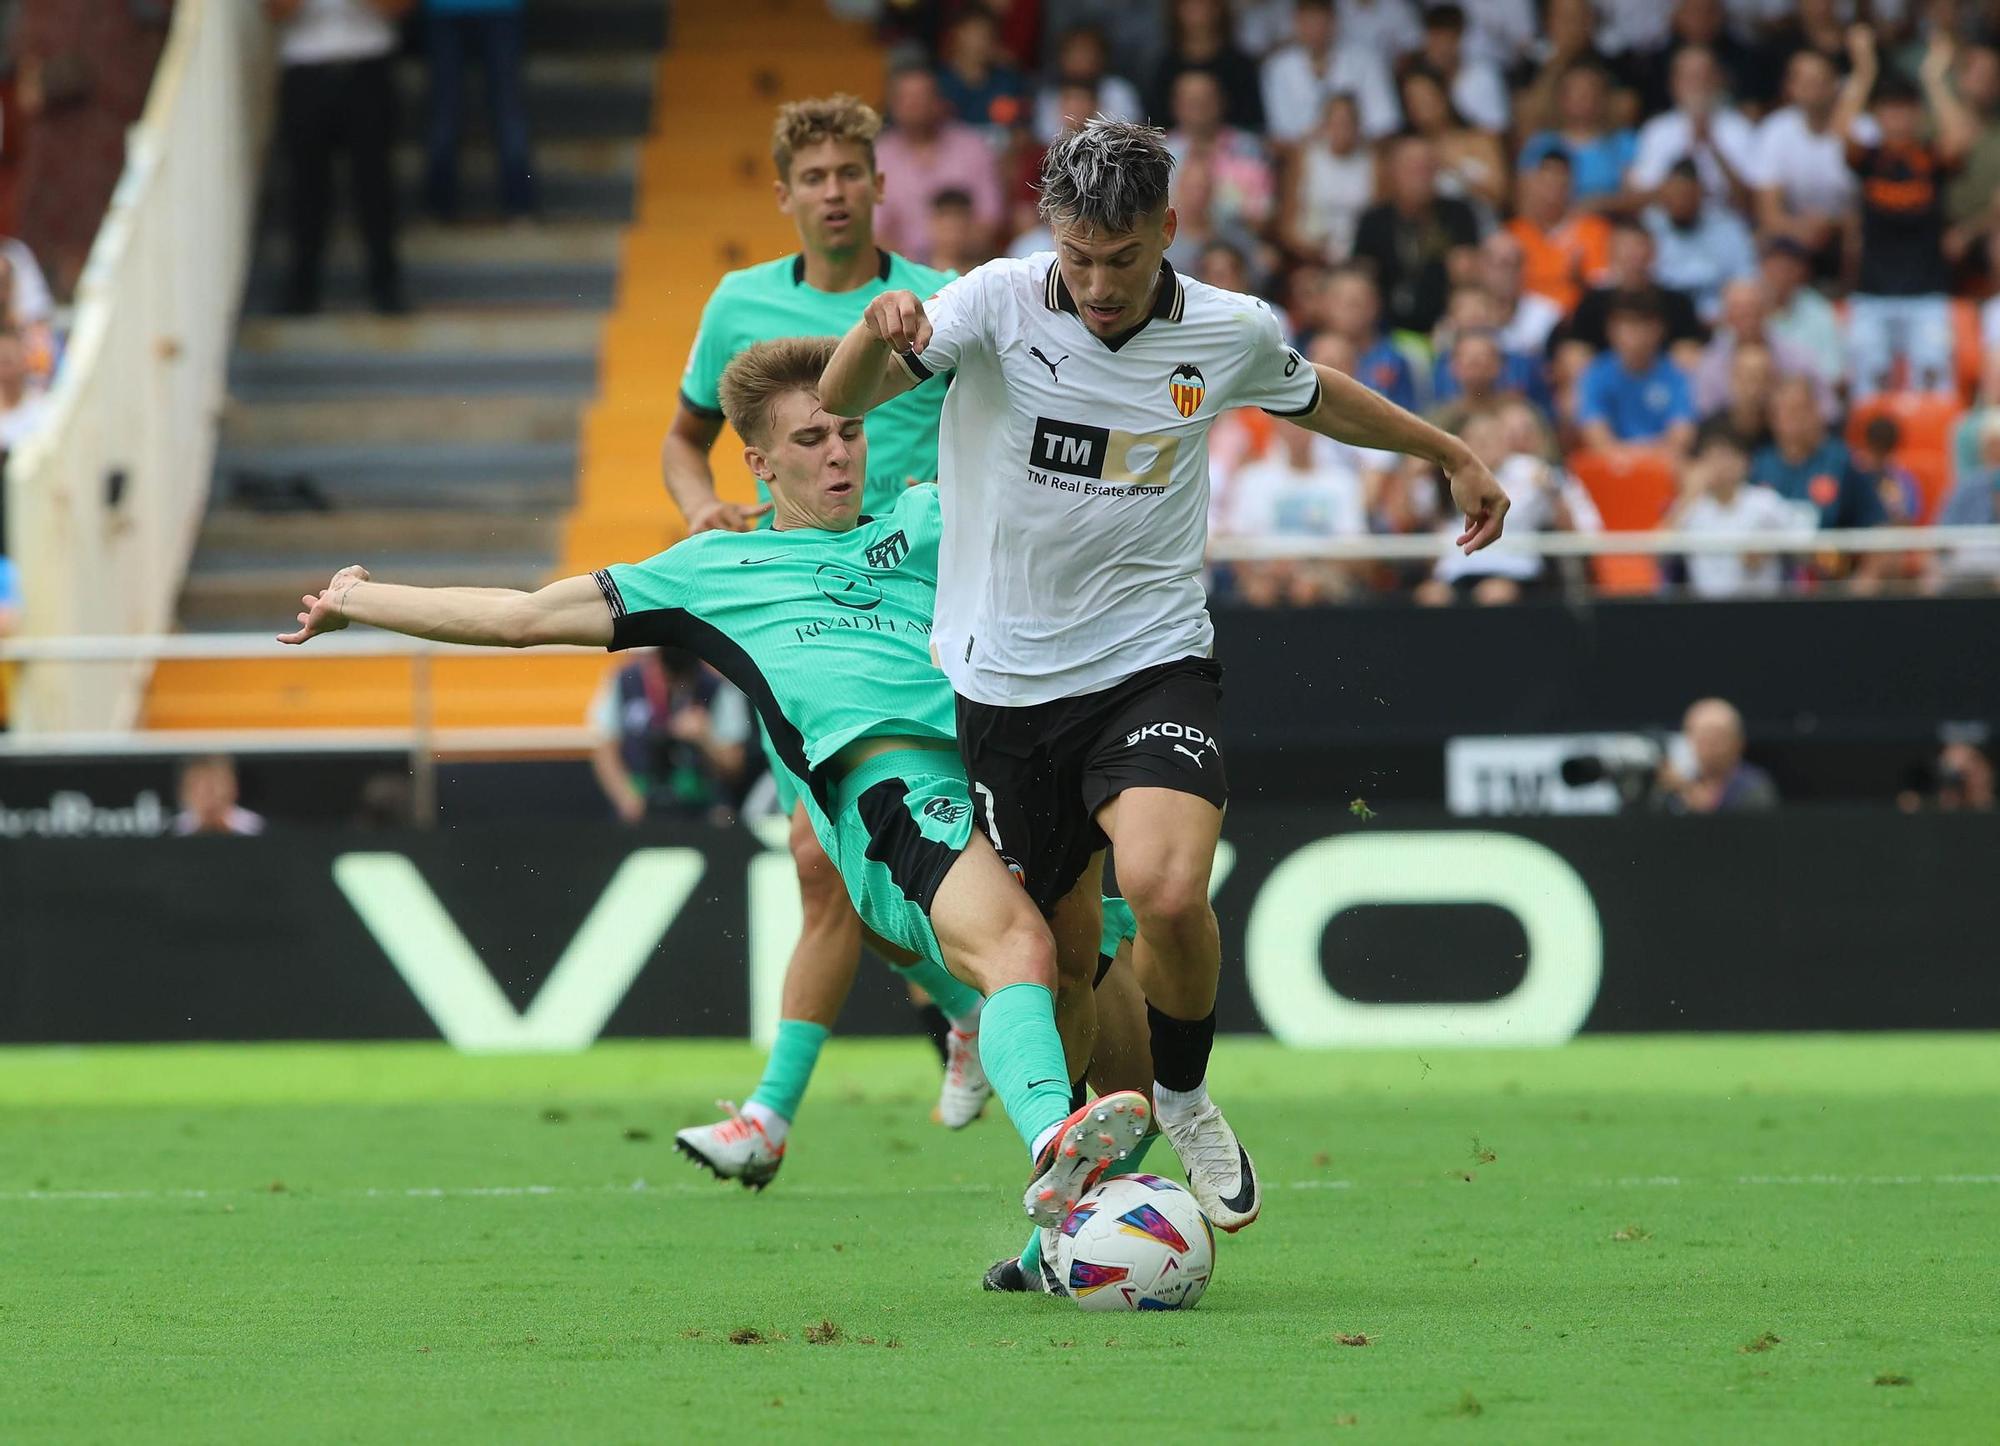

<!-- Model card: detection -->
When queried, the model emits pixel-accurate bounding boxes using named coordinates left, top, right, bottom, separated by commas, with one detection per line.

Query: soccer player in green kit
left=277, top=338, right=1152, bottom=1235
left=658, top=95, right=971, bottom=1163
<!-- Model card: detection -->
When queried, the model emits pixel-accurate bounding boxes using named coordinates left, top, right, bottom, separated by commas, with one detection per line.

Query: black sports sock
left=1070, top=1076, right=1089, bottom=1112
left=913, top=1002, right=951, bottom=1064
left=1147, top=1003, right=1217, bottom=1093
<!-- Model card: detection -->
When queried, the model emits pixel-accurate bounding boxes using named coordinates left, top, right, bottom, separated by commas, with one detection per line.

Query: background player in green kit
left=658, top=95, right=964, bottom=1156
left=277, top=338, right=1150, bottom=1233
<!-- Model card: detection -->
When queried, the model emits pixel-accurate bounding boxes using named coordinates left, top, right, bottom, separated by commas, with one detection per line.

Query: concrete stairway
left=144, top=0, right=887, bottom=731
left=144, top=0, right=665, bottom=729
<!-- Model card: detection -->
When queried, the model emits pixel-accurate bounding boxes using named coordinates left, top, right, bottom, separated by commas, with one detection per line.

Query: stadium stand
left=12, top=0, right=2000, bottom=736
left=136, top=0, right=888, bottom=732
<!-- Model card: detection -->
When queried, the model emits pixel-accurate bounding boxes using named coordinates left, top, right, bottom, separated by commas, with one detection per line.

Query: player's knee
left=988, top=911, right=1057, bottom=993
left=1122, top=861, right=1212, bottom=939
left=788, top=806, right=829, bottom=866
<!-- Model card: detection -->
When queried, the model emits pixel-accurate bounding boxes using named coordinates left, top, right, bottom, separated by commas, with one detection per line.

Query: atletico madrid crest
left=1168, top=362, right=1205, bottom=418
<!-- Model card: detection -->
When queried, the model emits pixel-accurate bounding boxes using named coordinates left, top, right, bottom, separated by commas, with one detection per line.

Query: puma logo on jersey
left=1029, top=346, right=1068, bottom=381
left=1172, top=744, right=1206, bottom=768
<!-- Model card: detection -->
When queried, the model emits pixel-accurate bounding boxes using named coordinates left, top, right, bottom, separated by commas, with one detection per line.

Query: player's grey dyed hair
left=1036, top=118, right=1176, bottom=234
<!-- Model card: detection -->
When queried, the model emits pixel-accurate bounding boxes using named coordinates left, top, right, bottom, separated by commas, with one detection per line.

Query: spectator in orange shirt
left=1505, top=149, right=1609, bottom=314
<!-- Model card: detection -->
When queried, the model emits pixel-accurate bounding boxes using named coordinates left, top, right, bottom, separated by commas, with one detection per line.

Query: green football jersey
left=594, top=484, right=956, bottom=814
left=679, top=250, right=954, bottom=516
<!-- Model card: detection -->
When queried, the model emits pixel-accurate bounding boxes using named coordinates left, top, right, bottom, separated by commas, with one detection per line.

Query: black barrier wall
left=4, top=810, right=1995, bottom=1045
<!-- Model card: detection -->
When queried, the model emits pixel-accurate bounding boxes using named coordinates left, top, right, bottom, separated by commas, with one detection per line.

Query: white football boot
left=674, top=1102, right=784, bottom=1191
left=936, top=1028, right=992, bottom=1129
left=1157, top=1096, right=1262, bottom=1231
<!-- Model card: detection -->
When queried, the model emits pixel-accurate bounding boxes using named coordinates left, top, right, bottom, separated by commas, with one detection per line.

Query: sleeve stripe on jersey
left=897, top=350, right=935, bottom=383
left=677, top=387, right=725, bottom=421
left=1262, top=374, right=1323, bottom=419
left=591, top=569, right=627, bottom=621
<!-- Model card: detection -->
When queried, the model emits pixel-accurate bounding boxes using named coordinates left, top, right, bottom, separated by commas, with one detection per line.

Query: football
left=1053, top=1173, right=1216, bottom=1311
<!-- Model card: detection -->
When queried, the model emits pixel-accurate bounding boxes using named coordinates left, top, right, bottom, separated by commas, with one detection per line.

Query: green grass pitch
left=3, top=1035, right=1996, bottom=1442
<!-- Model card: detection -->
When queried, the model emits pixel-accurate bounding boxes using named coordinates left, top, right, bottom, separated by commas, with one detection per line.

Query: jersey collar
left=792, top=250, right=895, bottom=286
left=1045, top=257, right=1186, bottom=352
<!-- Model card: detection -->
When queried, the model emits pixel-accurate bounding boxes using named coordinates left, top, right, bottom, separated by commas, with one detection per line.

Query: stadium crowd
left=853, top=0, right=2000, bottom=602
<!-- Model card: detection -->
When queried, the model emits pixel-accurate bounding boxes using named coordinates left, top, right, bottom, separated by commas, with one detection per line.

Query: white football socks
left=740, top=1100, right=788, bottom=1145
left=1152, top=1080, right=1211, bottom=1122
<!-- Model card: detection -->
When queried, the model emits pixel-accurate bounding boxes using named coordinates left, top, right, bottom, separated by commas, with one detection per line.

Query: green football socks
left=978, top=982, right=1074, bottom=1155
left=745, top=1018, right=829, bottom=1127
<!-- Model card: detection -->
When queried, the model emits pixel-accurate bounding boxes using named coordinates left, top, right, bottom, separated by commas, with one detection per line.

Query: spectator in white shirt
left=1417, top=404, right=1600, bottom=605
left=1456, top=0, right=1537, bottom=75
left=1335, top=0, right=1422, bottom=61
left=1032, top=25, right=1145, bottom=144
left=1278, top=91, right=1374, bottom=263
left=1218, top=412, right=1381, bottom=605
left=1624, top=45, right=1759, bottom=209
left=1752, top=49, right=1863, bottom=266
left=1643, top=159, right=1758, bottom=322
left=172, top=755, right=267, bottom=837
left=1416, top=4, right=1510, bottom=134
left=1596, top=0, right=1675, bottom=59
left=1665, top=430, right=1808, bottom=598
left=265, top=0, right=410, bottom=315
left=0, top=238, right=53, bottom=328
left=1260, top=0, right=1401, bottom=144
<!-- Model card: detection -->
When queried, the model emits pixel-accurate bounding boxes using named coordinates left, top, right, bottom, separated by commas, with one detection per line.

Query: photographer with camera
left=1655, top=697, right=1778, bottom=815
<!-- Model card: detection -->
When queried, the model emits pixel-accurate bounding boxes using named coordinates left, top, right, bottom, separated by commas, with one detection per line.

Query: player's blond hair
left=771, top=94, right=882, bottom=180
left=719, top=336, right=840, bottom=447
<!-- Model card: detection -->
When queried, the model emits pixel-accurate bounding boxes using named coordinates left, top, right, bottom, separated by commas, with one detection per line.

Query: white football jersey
left=902, top=254, right=1321, bottom=706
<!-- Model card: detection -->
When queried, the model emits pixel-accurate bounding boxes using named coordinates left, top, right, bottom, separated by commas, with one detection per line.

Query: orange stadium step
left=668, top=1, right=867, bottom=52
left=144, top=654, right=613, bottom=731
left=652, top=57, right=884, bottom=111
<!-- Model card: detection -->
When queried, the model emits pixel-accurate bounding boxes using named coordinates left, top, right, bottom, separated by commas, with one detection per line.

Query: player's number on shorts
left=973, top=782, right=1004, bottom=852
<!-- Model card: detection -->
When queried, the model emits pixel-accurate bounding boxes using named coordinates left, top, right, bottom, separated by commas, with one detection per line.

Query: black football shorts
left=953, top=656, right=1227, bottom=913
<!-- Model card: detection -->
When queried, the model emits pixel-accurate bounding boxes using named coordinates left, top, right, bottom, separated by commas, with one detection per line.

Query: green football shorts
left=824, top=746, right=1143, bottom=975
left=826, top=746, right=977, bottom=969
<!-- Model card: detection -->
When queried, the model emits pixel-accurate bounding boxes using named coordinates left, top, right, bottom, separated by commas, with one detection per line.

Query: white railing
left=1204, top=523, right=2000, bottom=562
left=2, top=0, right=273, bottom=735
left=5, top=520, right=1996, bottom=742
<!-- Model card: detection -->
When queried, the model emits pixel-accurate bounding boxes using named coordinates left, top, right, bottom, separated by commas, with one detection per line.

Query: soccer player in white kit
left=822, top=119, right=1509, bottom=1231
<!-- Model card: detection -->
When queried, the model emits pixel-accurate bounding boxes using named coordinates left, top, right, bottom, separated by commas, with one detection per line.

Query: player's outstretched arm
left=819, top=290, right=927, bottom=416
left=277, top=567, right=614, bottom=648
left=1298, top=362, right=1510, bottom=553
